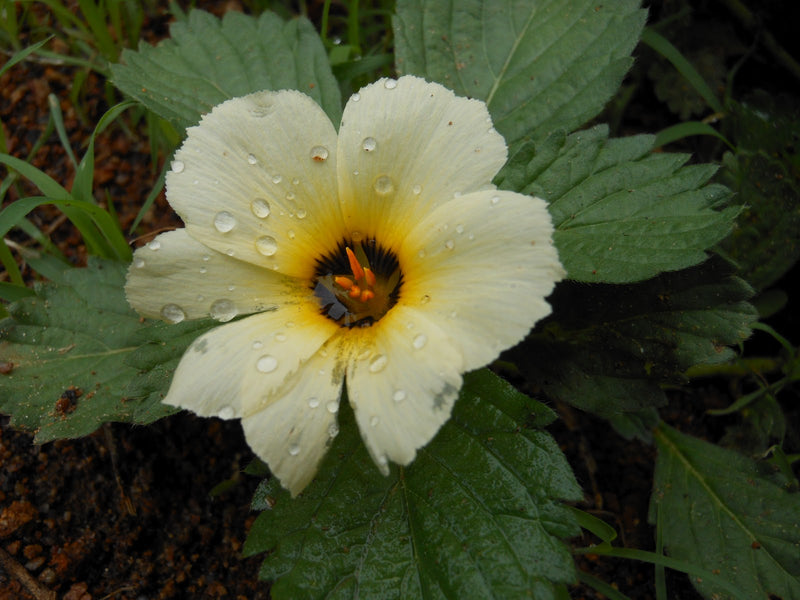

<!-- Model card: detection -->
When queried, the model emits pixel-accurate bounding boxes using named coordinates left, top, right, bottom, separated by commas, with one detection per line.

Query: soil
left=1, top=1, right=799, bottom=599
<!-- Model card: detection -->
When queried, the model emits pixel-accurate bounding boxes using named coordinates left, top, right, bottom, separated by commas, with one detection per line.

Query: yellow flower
left=126, top=76, right=564, bottom=495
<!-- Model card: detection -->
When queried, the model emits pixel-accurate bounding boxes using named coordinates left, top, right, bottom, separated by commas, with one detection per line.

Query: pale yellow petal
left=241, top=342, right=345, bottom=496
left=399, top=190, right=564, bottom=371
left=163, top=303, right=338, bottom=420
left=126, top=229, right=304, bottom=322
left=167, top=90, right=343, bottom=278
left=336, top=76, right=507, bottom=250
left=344, top=305, right=463, bottom=472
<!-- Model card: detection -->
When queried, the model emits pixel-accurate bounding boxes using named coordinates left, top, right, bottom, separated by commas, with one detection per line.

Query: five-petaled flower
left=125, top=76, right=564, bottom=496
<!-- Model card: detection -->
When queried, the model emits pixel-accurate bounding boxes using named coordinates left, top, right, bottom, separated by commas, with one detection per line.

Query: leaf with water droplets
left=243, top=369, right=581, bottom=598
left=394, top=0, right=645, bottom=148
left=0, top=260, right=215, bottom=441
left=111, top=9, right=342, bottom=130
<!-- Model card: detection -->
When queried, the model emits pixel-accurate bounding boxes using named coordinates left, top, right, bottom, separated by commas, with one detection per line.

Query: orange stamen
left=334, top=276, right=354, bottom=290
left=360, top=289, right=375, bottom=302
left=363, top=267, right=376, bottom=288
left=348, top=285, right=362, bottom=298
left=345, top=247, right=365, bottom=281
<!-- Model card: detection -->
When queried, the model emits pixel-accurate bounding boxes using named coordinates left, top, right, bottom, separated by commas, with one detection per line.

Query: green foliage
left=111, top=9, right=343, bottom=131
left=497, top=125, right=737, bottom=283
left=394, top=0, right=646, bottom=148
left=651, top=424, right=800, bottom=600
left=0, top=259, right=216, bottom=442
left=243, top=370, right=582, bottom=600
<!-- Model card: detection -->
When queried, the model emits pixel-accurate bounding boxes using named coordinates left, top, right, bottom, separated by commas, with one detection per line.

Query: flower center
left=313, top=239, right=402, bottom=327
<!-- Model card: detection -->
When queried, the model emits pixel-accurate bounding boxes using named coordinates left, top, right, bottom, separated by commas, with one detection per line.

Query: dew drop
left=455, top=224, right=465, bottom=234
left=393, top=389, right=407, bottom=403
left=412, top=184, right=422, bottom=195
left=256, top=236, right=278, bottom=256
left=370, top=416, right=380, bottom=427
left=213, top=211, right=236, bottom=233
left=420, top=294, right=431, bottom=304
left=160, top=303, right=186, bottom=324
left=413, top=334, right=428, bottom=350
left=210, top=298, right=237, bottom=322
left=384, top=79, right=397, bottom=89
left=444, top=239, right=455, bottom=250
left=296, top=208, right=307, bottom=219
left=286, top=192, right=295, bottom=201
left=147, top=239, right=161, bottom=251
left=225, top=248, right=235, bottom=257
left=328, top=423, right=339, bottom=438
left=218, top=405, right=235, bottom=419
left=308, top=397, right=320, bottom=409
left=285, top=321, right=295, bottom=328
left=256, top=355, right=278, bottom=373
left=133, top=256, right=145, bottom=269
left=247, top=154, right=258, bottom=165
left=369, top=354, right=388, bottom=373
left=202, top=254, right=210, bottom=262
left=350, top=92, right=361, bottom=102
left=269, top=174, right=281, bottom=185
left=292, top=177, right=300, bottom=185
left=326, top=401, right=339, bottom=414
left=197, top=294, right=205, bottom=302
left=274, top=332, right=287, bottom=342
left=373, top=175, right=394, bottom=195
left=490, top=195, right=500, bottom=205
left=287, top=230, right=296, bottom=240
left=171, top=160, right=185, bottom=173
left=288, top=444, right=301, bottom=456
left=227, top=284, right=235, bottom=292
left=361, top=137, right=377, bottom=152
left=418, top=249, right=426, bottom=258
left=310, top=145, right=329, bottom=162
left=250, top=198, right=271, bottom=219
left=199, top=266, right=207, bottom=274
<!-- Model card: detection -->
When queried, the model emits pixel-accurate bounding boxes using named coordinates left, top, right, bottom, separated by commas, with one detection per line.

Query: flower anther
left=125, top=75, right=564, bottom=496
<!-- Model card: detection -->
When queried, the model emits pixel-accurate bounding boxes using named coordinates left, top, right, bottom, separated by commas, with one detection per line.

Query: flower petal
left=399, top=190, right=564, bottom=371
left=337, top=76, right=508, bottom=250
left=163, top=304, right=338, bottom=420
left=241, top=342, right=344, bottom=496
left=126, top=229, right=305, bottom=322
left=167, top=90, right=343, bottom=278
left=345, top=305, right=463, bottom=473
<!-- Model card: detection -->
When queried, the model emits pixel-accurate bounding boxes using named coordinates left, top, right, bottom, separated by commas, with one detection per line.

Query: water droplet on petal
left=350, top=92, right=361, bottom=102
left=214, top=211, right=236, bottom=233
left=272, top=174, right=283, bottom=184
left=287, top=230, right=296, bottom=240
left=202, top=255, right=210, bottom=262
left=328, top=423, right=339, bottom=438
left=247, top=154, right=258, bottom=165
left=490, top=195, right=500, bottom=205
left=292, top=177, right=300, bottom=185
left=420, top=294, right=431, bottom=304
left=370, top=416, right=380, bottom=427
left=274, top=333, right=287, bottom=342
left=250, top=198, right=271, bottom=218
left=384, top=79, right=397, bottom=89
left=361, top=137, right=377, bottom=152
left=455, top=224, right=465, bottom=234
left=308, top=397, right=320, bottom=408
left=413, top=334, right=428, bottom=350
left=147, top=239, right=161, bottom=251
left=373, top=175, right=394, bottom=195
left=210, top=299, right=237, bottom=322
left=412, top=184, right=422, bottom=195
left=218, top=405, right=235, bottom=419
left=133, top=256, right=145, bottom=268
left=444, top=239, right=455, bottom=250
left=418, top=249, right=426, bottom=258
left=369, top=354, right=388, bottom=373
left=310, top=145, right=329, bottom=162
left=326, top=401, right=339, bottom=414
left=296, top=208, right=307, bottom=219
left=252, top=341, right=263, bottom=350
left=256, top=236, right=278, bottom=256
left=225, top=249, right=235, bottom=257
left=288, top=444, right=300, bottom=456
left=393, top=390, right=406, bottom=403
left=199, top=266, right=207, bottom=274
left=171, top=160, right=185, bottom=173
left=256, top=355, right=278, bottom=373
left=160, top=303, right=185, bottom=324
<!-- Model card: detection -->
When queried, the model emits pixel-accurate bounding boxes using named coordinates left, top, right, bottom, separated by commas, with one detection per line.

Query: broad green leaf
left=111, top=9, right=342, bottom=131
left=243, top=369, right=582, bottom=599
left=516, top=257, right=756, bottom=434
left=0, top=259, right=214, bottom=441
left=651, top=424, right=800, bottom=600
left=496, top=125, right=737, bottom=283
left=394, top=0, right=646, bottom=146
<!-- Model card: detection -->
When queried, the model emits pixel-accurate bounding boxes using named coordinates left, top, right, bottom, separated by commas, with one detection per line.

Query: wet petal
left=162, top=304, right=338, bottom=421
left=241, top=341, right=345, bottom=496
left=399, top=190, right=563, bottom=371
left=167, top=90, right=343, bottom=278
left=126, top=229, right=305, bottom=322
left=337, top=76, right=507, bottom=251
left=345, top=305, right=463, bottom=472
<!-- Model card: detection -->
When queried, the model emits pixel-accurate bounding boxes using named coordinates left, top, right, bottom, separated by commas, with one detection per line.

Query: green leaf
left=394, top=0, right=646, bottom=147
left=0, top=259, right=214, bottom=442
left=243, top=369, right=582, bottom=599
left=651, top=424, right=800, bottom=600
left=111, top=9, right=342, bottom=131
left=516, top=257, right=756, bottom=434
left=496, top=125, right=738, bottom=283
